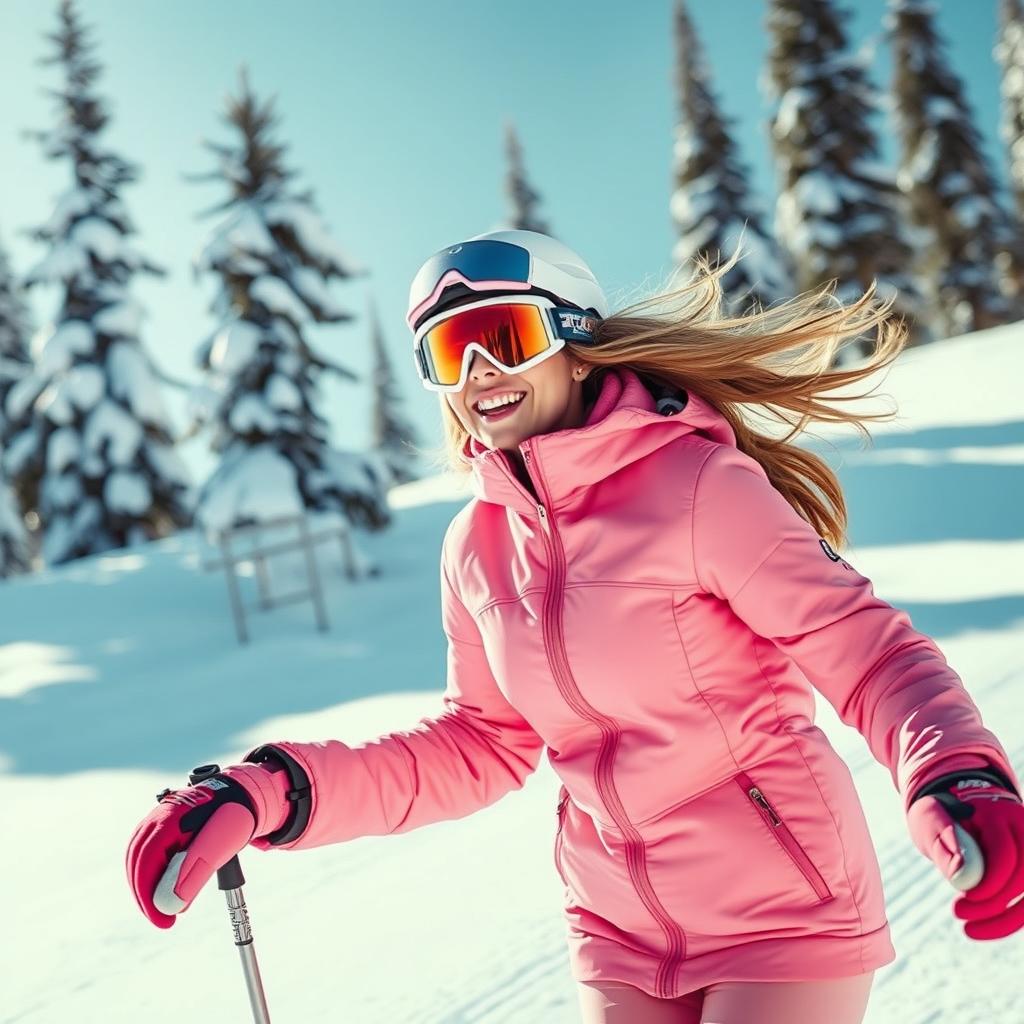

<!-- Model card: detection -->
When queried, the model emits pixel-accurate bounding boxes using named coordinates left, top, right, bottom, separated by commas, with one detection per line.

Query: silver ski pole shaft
left=189, top=764, right=272, bottom=1024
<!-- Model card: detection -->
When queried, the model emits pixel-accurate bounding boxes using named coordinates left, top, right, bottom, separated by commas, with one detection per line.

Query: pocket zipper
left=557, top=790, right=573, bottom=831
left=554, top=787, right=569, bottom=882
left=736, top=772, right=833, bottom=903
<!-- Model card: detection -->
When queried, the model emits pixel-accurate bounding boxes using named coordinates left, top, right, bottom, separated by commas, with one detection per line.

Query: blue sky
left=0, top=0, right=1012, bottom=484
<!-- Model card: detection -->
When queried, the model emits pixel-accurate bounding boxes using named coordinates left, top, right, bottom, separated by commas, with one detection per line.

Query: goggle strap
left=548, top=305, right=601, bottom=345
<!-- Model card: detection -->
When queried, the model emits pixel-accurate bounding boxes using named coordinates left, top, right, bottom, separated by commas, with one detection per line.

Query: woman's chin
left=476, top=429, right=524, bottom=449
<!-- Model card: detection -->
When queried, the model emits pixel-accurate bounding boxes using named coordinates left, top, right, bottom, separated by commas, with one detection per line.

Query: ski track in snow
left=417, top=933, right=576, bottom=1023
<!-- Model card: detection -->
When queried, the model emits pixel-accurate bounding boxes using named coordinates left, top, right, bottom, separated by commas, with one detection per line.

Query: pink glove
left=907, top=764, right=1024, bottom=940
left=125, top=762, right=290, bottom=929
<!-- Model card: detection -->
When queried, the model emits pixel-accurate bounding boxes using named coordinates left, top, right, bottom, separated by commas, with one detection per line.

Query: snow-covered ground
left=3, top=323, right=1023, bottom=1022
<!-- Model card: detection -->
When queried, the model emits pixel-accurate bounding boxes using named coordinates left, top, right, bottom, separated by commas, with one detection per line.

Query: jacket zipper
left=735, top=771, right=833, bottom=903
left=516, top=443, right=687, bottom=998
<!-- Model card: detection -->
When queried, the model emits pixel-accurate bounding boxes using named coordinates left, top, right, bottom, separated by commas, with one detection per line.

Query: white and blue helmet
left=406, top=229, right=610, bottom=334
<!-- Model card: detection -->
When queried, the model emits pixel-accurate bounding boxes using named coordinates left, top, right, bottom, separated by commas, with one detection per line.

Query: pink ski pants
left=576, top=971, right=875, bottom=1023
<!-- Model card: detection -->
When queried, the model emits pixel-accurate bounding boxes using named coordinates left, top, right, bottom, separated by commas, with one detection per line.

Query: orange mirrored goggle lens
left=418, top=303, right=554, bottom=387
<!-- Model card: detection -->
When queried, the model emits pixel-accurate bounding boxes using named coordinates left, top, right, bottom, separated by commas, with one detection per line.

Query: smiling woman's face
left=445, top=347, right=594, bottom=458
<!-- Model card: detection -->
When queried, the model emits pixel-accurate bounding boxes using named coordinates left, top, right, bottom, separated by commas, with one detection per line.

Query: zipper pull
left=522, top=445, right=548, bottom=524
left=749, top=787, right=782, bottom=826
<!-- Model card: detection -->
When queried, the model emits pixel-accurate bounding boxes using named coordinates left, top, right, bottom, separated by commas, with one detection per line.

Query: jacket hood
left=459, top=366, right=738, bottom=512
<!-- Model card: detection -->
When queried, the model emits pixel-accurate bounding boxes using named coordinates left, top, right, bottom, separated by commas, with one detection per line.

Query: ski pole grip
left=189, top=763, right=247, bottom=890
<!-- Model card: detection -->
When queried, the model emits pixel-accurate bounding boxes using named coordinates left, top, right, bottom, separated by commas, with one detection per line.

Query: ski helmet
left=406, top=228, right=609, bottom=335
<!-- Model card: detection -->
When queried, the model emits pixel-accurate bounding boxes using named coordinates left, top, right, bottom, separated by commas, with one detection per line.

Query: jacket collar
left=459, top=366, right=738, bottom=513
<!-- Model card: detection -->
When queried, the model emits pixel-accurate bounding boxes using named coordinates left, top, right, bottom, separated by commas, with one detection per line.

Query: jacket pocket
left=554, top=784, right=570, bottom=885
left=734, top=771, right=833, bottom=903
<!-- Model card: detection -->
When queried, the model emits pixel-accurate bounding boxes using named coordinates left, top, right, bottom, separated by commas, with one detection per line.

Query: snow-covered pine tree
left=502, top=121, right=552, bottom=235
left=367, top=296, right=420, bottom=487
left=187, top=65, right=390, bottom=540
left=765, top=0, right=926, bottom=356
left=997, top=0, right=1024, bottom=218
left=0, top=229, right=35, bottom=578
left=7, top=0, right=192, bottom=567
left=671, top=0, right=793, bottom=315
left=993, top=0, right=1024, bottom=300
left=887, top=0, right=1024, bottom=336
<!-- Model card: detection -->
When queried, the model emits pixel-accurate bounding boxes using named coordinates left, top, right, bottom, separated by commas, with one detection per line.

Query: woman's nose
left=467, top=351, right=496, bottom=377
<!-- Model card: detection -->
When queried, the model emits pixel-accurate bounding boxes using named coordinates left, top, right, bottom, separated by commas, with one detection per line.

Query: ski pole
left=187, top=763, right=273, bottom=1024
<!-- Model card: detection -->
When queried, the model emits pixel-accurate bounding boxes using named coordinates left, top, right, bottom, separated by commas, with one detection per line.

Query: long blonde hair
left=417, top=247, right=910, bottom=551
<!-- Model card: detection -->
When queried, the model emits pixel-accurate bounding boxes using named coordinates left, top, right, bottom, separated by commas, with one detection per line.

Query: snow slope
left=2, top=323, right=1023, bottom=1022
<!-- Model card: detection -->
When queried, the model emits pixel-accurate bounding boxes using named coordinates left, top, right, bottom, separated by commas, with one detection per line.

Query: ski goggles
left=412, top=294, right=601, bottom=393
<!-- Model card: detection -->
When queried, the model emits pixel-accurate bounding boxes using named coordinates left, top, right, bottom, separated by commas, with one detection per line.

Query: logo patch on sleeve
left=819, top=538, right=853, bottom=570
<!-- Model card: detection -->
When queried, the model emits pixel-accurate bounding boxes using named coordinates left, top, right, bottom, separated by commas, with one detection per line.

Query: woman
left=127, top=229, right=1024, bottom=1023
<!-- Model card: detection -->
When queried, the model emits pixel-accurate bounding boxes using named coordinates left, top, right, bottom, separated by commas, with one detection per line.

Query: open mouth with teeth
left=474, top=392, right=527, bottom=419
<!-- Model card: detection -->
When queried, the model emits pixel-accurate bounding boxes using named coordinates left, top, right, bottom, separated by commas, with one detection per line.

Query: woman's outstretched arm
left=691, top=443, right=1020, bottom=815
left=243, top=524, right=546, bottom=851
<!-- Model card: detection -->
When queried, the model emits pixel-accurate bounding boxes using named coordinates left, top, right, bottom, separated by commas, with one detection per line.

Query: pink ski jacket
left=244, top=366, right=1019, bottom=998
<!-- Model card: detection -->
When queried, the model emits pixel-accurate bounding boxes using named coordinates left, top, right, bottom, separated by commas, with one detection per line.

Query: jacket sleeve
left=692, top=444, right=1021, bottom=816
left=243, top=525, right=546, bottom=851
